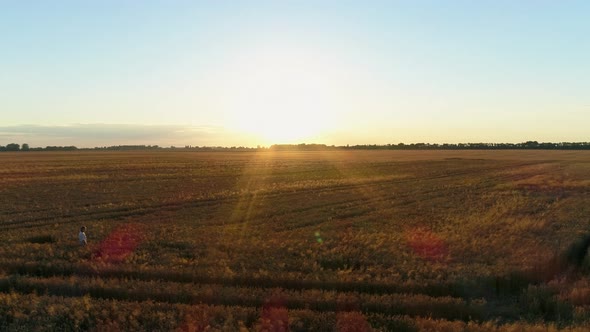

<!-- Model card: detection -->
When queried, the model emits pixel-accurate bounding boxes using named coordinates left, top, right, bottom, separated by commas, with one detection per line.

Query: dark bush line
left=0, top=289, right=419, bottom=332
left=0, top=259, right=545, bottom=300
left=1, top=260, right=579, bottom=323
left=0, top=275, right=485, bottom=321
left=564, top=234, right=590, bottom=268
left=519, top=284, right=574, bottom=322
left=0, top=260, right=547, bottom=323
left=27, top=235, right=56, bottom=244
left=0, top=260, right=472, bottom=297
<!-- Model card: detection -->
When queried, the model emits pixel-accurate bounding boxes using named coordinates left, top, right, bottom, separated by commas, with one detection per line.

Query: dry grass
left=1, top=150, right=590, bottom=330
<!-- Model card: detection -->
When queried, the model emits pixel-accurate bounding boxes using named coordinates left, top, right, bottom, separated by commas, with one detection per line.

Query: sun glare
left=217, top=46, right=341, bottom=145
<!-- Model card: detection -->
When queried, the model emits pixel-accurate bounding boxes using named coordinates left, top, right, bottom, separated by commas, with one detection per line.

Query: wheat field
left=1, top=150, right=590, bottom=331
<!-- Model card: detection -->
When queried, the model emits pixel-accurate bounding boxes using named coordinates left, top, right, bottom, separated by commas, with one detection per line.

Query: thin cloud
left=0, top=124, right=242, bottom=148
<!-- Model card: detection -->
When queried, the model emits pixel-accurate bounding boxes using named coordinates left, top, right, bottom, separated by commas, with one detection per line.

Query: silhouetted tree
left=21, top=143, right=30, bottom=151
left=6, top=143, right=20, bottom=151
left=44, top=146, right=78, bottom=151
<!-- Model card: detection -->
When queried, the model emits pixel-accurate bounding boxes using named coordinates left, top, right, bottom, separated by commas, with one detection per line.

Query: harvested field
left=1, top=150, right=590, bottom=331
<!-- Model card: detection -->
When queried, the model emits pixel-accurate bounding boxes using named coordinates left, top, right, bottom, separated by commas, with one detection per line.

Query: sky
left=1, top=1, right=589, bottom=148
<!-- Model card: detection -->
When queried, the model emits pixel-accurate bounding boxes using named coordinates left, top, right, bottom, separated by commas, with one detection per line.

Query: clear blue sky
left=1, top=1, right=588, bottom=147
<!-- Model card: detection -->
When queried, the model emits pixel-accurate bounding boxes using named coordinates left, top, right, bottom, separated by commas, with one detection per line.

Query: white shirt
left=79, top=231, right=87, bottom=245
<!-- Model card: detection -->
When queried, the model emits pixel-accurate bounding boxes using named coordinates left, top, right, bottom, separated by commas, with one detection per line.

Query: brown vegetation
left=1, top=150, right=590, bottom=330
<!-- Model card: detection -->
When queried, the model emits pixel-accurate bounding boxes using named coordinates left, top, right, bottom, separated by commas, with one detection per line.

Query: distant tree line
left=0, top=143, right=77, bottom=151
left=269, top=143, right=338, bottom=151
left=92, top=145, right=262, bottom=151
left=341, top=141, right=590, bottom=150
left=0, top=144, right=263, bottom=152
left=92, top=145, right=161, bottom=151
left=0, top=143, right=23, bottom=151
left=2, top=141, right=590, bottom=152
left=270, top=142, right=590, bottom=150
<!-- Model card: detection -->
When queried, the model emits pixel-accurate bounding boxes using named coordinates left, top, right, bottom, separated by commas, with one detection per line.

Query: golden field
left=1, top=150, right=590, bottom=331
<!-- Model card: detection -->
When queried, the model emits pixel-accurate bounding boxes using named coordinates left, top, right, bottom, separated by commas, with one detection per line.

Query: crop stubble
left=1, top=150, right=590, bottom=330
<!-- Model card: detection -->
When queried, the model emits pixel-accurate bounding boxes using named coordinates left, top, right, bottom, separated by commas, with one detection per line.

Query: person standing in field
left=79, top=226, right=87, bottom=246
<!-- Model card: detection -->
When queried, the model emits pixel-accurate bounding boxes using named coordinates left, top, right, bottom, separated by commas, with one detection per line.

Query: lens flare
left=314, top=231, right=323, bottom=244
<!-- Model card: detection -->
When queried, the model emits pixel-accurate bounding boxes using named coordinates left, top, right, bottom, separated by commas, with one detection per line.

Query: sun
left=237, top=111, right=326, bottom=144
left=217, top=46, right=341, bottom=145
left=230, top=88, right=332, bottom=144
